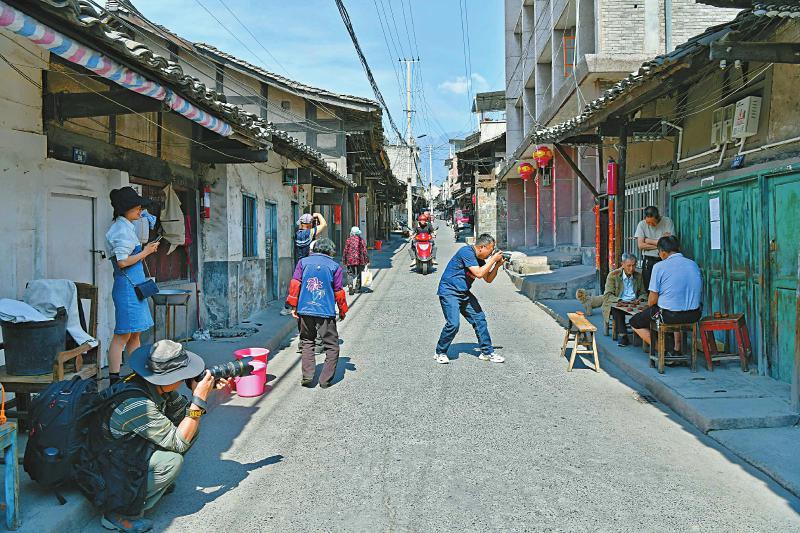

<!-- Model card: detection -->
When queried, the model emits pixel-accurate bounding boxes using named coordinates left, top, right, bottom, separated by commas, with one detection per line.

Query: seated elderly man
left=629, top=235, right=702, bottom=353
left=576, top=253, right=645, bottom=346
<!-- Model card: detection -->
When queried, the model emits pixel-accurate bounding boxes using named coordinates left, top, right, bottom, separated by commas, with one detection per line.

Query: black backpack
left=23, top=376, right=105, bottom=503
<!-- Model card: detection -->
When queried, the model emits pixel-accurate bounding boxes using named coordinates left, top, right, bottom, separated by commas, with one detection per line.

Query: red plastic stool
left=699, top=314, right=751, bottom=372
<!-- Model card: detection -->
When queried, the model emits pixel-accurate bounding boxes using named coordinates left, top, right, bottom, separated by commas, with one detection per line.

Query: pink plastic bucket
left=234, top=360, right=267, bottom=397
left=234, top=347, right=269, bottom=365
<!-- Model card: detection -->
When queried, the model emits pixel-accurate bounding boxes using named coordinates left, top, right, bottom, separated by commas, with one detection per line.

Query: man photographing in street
left=76, top=340, right=230, bottom=533
left=434, top=233, right=506, bottom=364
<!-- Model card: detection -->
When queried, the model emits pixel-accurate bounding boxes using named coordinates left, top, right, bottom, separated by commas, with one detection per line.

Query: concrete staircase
left=505, top=246, right=596, bottom=301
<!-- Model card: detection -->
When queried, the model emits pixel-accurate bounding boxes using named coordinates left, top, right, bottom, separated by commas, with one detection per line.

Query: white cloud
left=438, top=76, right=470, bottom=94
left=437, top=72, right=489, bottom=94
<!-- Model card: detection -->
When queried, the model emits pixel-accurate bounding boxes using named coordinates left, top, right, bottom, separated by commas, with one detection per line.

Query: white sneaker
left=435, top=353, right=449, bottom=364
left=479, top=354, right=505, bottom=363
left=279, top=308, right=292, bottom=316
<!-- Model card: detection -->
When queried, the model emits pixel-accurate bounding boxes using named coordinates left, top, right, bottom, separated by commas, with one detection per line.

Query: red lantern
left=533, top=146, right=554, bottom=169
left=518, top=162, right=534, bottom=181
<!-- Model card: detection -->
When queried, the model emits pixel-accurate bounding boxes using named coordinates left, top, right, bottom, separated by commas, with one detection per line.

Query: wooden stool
left=699, top=314, right=751, bottom=372
left=560, top=313, right=600, bottom=372
left=648, top=321, right=699, bottom=374
left=0, top=422, right=19, bottom=530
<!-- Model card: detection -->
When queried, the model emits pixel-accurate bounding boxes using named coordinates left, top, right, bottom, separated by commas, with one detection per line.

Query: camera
left=500, top=252, right=512, bottom=262
left=189, top=356, right=255, bottom=384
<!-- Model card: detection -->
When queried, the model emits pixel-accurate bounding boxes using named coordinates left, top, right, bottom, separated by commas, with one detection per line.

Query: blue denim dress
left=111, top=244, right=154, bottom=334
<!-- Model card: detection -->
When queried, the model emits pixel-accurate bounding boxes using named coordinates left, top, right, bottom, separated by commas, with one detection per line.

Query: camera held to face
left=188, top=356, right=255, bottom=385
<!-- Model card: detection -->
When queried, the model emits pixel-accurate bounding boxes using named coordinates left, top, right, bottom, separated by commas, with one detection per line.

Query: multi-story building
left=500, top=0, right=740, bottom=254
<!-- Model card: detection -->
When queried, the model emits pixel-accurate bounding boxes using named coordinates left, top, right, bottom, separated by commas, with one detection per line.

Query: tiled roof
left=34, top=0, right=354, bottom=187
left=753, top=3, right=800, bottom=17
left=497, top=9, right=778, bottom=178
left=456, top=131, right=506, bottom=155
left=195, top=43, right=380, bottom=110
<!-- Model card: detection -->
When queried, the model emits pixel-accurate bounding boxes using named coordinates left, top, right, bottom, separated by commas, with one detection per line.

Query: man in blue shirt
left=435, top=233, right=506, bottom=364
left=630, top=235, right=703, bottom=352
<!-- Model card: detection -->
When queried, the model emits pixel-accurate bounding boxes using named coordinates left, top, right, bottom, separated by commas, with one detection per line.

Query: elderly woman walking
left=343, top=226, right=369, bottom=294
left=105, top=186, right=160, bottom=384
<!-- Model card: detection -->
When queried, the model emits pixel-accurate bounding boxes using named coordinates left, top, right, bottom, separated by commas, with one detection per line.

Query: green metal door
left=767, top=174, right=800, bottom=383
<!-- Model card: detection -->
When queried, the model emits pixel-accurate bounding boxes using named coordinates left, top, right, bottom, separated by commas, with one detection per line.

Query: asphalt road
left=84, top=226, right=800, bottom=533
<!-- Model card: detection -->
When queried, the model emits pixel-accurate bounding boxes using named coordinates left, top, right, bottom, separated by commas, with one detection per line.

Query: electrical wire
left=83, top=0, right=351, bottom=134
left=334, top=0, right=409, bottom=148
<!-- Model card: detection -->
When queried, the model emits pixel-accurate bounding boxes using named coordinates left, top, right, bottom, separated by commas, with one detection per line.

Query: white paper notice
left=710, top=220, right=721, bottom=250
left=709, top=197, right=720, bottom=222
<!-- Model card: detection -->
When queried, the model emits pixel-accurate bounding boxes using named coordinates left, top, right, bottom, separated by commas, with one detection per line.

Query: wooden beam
left=560, top=134, right=601, bottom=145
left=44, top=90, right=164, bottom=120
left=47, top=127, right=196, bottom=186
left=711, top=41, right=800, bottom=64
left=192, top=146, right=269, bottom=163
left=554, top=144, right=600, bottom=198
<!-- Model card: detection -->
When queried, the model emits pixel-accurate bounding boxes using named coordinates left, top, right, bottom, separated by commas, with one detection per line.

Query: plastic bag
left=361, top=269, right=373, bottom=288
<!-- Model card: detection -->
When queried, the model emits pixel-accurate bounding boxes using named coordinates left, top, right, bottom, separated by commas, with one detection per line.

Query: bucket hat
left=129, top=340, right=205, bottom=385
left=110, top=186, right=150, bottom=215
left=297, top=213, right=314, bottom=225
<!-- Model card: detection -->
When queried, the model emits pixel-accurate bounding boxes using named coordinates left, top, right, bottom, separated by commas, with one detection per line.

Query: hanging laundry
left=161, top=184, right=186, bottom=255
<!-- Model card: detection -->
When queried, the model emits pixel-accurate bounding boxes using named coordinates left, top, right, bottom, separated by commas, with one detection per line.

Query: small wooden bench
left=560, top=312, right=600, bottom=372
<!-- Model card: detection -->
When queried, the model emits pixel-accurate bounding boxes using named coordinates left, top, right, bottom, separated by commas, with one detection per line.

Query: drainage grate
left=632, top=391, right=657, bottom=404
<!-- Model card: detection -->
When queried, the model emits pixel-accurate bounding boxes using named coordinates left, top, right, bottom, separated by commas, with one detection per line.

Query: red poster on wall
left=334, top=205, right=342, bottom=224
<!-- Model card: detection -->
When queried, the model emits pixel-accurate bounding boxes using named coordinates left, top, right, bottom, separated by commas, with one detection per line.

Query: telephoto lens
left=193, top=356, right=255, bottom=382
left=501, top=252, right=512, bottom=262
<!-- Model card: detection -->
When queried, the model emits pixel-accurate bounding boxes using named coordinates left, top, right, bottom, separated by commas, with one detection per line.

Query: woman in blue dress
left=105, top=187, right=160, bottom=384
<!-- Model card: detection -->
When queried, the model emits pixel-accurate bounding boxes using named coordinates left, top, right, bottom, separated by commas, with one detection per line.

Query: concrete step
left=506, top=265, right=596, bottom=301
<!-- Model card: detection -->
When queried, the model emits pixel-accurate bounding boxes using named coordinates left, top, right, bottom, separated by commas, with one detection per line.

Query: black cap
left=110, top=186, right=150, bottom=216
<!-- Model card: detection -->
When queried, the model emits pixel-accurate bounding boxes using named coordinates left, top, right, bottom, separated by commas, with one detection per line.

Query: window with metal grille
left=563, top=31, right=576, bottom=77
left=242, top=194, right=257, bottom=258
left=624, top=175, right=664, bottom=261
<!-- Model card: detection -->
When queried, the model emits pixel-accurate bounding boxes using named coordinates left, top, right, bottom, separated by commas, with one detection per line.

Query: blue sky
left=131, top=0, right=504, bottom=185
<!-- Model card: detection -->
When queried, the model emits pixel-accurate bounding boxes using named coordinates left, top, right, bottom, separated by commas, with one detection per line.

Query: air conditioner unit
left=711, top=107, right=726, bottom=145
left=732, top=96, right=762, bottom=138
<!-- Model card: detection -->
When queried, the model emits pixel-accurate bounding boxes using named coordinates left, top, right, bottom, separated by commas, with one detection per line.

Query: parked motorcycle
left=411, top=232, right=434, bottom=275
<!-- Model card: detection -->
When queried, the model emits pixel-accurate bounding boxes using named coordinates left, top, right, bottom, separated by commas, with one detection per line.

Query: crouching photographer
left=75, top=340, right=232, bottom=533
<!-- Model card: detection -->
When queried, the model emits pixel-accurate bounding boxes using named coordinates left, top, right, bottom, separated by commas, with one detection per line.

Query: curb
left=535, top=300, right=800, bottom=500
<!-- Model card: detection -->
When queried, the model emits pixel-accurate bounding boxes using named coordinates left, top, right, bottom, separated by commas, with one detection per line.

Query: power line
left=334, top=0, right=409, bottom=148
left=216, top=0, right=291, bottom=77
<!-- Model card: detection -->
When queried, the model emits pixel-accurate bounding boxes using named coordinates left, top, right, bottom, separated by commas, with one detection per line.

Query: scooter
left=412, top=232, right=434, bottom=275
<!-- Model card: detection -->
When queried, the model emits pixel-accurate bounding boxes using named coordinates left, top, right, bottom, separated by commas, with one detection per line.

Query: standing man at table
left=635, top=206, right=674, bottom=290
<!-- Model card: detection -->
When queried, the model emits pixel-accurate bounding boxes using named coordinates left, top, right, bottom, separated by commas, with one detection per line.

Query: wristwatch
left=191, top=396, right=208, bottom=411
left=186, top=408, right=205, bottom=419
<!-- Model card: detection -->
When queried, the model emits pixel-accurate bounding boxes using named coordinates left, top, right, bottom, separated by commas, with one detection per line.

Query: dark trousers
left=347, top=265, right=364, bottom=291
left=298, top=315, right=340, bottom=385
left=436, top=292, right=493, bottom=355
left=611, top=307, right=629, bottom=337
left=630, top=305, right=702, bottom=330
left=642, top=256, right=661, bottom=292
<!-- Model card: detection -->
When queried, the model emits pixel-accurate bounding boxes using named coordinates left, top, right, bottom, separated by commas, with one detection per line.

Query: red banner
left=334, top=205, right=342, bottom=225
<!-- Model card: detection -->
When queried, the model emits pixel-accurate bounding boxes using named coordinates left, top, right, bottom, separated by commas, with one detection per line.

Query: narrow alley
left=79, top=227, right=800, bottom=532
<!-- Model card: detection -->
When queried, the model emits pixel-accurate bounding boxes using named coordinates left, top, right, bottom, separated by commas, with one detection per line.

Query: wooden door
left=47, top=193, right=96, bottom=284
left=767, top=174, right=800, bottom=382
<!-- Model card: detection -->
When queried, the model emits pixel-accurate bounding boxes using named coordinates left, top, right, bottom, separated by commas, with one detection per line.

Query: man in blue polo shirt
left=435, top=233, right=506, bottom=364
left=630, top=235, right=702, bottom=352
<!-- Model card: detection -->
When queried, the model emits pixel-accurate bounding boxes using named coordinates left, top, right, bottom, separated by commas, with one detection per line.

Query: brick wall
left=599, top=0, right=740, bottom=55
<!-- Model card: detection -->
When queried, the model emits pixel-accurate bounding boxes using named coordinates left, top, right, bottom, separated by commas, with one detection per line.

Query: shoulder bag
left=121, top=260, right=159, bottom=300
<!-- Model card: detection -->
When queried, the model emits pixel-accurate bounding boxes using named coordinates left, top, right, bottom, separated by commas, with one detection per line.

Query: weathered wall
left=201, top=155, right=298, bottom=326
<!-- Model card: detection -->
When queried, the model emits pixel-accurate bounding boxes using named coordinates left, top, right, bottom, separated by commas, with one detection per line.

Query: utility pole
left=401, top=58, right=418, bottom=229
left=428, top=144, right=434, bottom=214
